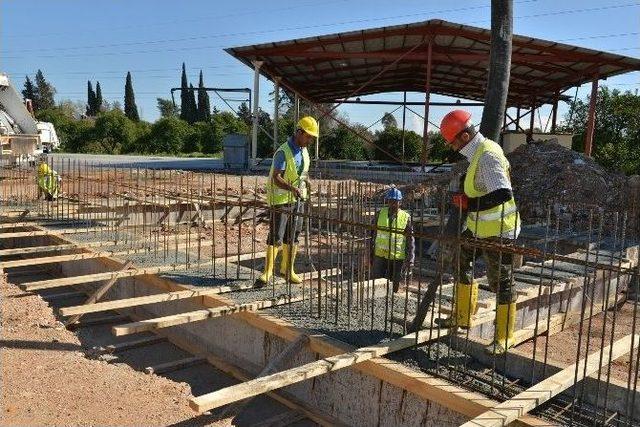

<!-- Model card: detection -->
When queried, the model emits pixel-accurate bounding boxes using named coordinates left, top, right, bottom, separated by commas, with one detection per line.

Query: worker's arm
left=467, top=188, right=514, bottom=212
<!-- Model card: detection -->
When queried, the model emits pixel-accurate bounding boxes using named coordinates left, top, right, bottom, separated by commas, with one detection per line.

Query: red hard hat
left=440, top=110, right=472, bottom=143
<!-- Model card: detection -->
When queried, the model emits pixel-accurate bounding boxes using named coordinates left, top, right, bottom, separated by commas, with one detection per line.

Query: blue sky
left=2, top=0, right=639, bottom=134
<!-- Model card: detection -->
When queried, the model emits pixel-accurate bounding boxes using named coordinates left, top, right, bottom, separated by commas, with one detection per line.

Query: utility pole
left=479, top=0, right=513, bottom=142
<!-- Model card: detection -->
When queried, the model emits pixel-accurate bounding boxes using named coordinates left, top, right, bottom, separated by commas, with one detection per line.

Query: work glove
left=452, top=193, right=468, bottom=211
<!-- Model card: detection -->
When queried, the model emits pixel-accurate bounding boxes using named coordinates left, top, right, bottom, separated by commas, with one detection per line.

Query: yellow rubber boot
left=486, top=302, right=517, bottom=354
left=435, top=282, right=478, bottom=329
left=280, top=244, right=302, bottom=284
left=455, top=281, right=478, bottom=328
left=255, top=245, right=279, bottom=288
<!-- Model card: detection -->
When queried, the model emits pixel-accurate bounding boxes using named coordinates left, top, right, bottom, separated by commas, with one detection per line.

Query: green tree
left=146, top=117, right=192, bottom=154
left=186, top=83, right=197, bottom=124
left=156, top=98, right=180, bottom=117
left=92, top=110, right=135, bottom=154
left=34, top=69, right=56, bottom=110
left=124, top=72, right=139, bottom=121
left=212, top=110, right=249, bottom=154
left=237, top=102, right=252, bottom=125
left=21, top=76, right=36, bottom=106
left=95, top=81, right=103, bottom=113
left=381, top=112, right=398, bottom=130
left=179, top=63, right=189, bottom=122
left=564, top=86, right=640, bottom=174
left=320, top=125, right=369, bottom=160
left=373, top=127, right=422, bottom=162
left=86, top=81, right=97, bottom=116
left=196, top=70, right=211, bottom=122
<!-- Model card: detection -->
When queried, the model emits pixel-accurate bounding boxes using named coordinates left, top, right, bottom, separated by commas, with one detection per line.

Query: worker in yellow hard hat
left=255, top=116, right=318, bottom=288
left=36, top=158, right=61, bottom=201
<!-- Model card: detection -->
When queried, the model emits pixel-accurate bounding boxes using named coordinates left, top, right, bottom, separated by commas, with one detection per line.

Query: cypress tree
left=124, top=71, right=139, bottom=121
left=22, top=76, right=37, bottom=105
left=179, top=63, right=190, bottom=122
left=187, top=83, right=198, bottom=124
left=95, top=81, right=103, bottom=113
left=86, top=81, right=96, bottom=116
left=196, top=70, right=211, bottom=122
left=33, top=69, right=56, bottom=110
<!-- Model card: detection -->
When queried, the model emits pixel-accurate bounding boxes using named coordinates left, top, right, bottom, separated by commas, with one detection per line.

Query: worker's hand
left=291, top=186, right=302, bottom=200
left=452, top=193, right=468, bottom=211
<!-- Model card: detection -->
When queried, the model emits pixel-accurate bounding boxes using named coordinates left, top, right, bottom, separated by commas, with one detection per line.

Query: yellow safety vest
left=374, top=207, right=410, bottom=260
left=464, top=139, right=520, bottom=238
left=267, top=141, right=309, bottom=206
left=37, top=164, right=60, bottom=197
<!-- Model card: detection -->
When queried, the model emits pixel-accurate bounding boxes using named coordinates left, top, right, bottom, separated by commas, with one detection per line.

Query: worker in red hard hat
left=434, top=110, right=521, bottom=355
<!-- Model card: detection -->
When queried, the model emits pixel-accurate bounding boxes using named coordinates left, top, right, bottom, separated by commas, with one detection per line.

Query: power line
left=2, top=0, right=543, bottom=55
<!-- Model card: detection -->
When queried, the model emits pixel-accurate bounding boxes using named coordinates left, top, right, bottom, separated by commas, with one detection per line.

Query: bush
left=320, top=126, right=369, bottom=160
left=92, top=110, right=137, bottom=154
left=145, top=117, right=192, bottom=154
left=372, top=127, right=422, bottom=162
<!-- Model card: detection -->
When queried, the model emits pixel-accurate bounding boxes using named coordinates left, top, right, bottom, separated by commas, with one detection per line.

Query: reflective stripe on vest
left=374, top=207, right=409, bottom=260
left=464, top=139, right=520, bottom=238
left=267, top=141, right=310, bottom=206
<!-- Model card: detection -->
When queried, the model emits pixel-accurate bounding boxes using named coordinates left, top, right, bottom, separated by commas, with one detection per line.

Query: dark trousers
left=266, top=203, right=302, bottom=246
left=441, top=230, right=516, bottom=304
left=372, top=256, right=404, bottom=292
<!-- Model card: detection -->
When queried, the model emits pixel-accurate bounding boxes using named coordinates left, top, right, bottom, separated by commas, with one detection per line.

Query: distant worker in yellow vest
left=36, top=159, right=61, bottom=201
left=435, top=110, right=521, bottom=355
left=255, top=116, right=318, bottom=288
left=371, top=187, right=414, bottom=293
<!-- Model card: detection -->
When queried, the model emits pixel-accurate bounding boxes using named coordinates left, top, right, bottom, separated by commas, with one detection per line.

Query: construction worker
left=255, top=116, right=318, bottom=288
left=435, top=110, right=521, bottom=355
left=36, top=159, right=61, bottom=201
left=371, top=187, right=414, bottom=293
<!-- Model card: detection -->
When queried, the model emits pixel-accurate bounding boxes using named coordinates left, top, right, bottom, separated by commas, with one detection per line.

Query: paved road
left=47, top=153, right=229, bottom=171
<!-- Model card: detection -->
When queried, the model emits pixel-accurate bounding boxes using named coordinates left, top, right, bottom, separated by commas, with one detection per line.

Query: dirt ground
left=517, top=299, right=639, bottom=382
left=0, top=269, right=231, bottom=427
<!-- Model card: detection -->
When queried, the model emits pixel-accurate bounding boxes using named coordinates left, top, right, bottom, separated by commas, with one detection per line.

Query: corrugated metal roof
left=225, top=19, right=640, bottom=107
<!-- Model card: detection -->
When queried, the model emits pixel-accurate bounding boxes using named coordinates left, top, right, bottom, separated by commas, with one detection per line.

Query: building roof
left=225, top=19, right=640, bottom=108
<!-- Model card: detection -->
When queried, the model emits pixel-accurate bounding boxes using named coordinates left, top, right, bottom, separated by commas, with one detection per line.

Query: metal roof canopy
left=226, top=19, right=640, bottom=108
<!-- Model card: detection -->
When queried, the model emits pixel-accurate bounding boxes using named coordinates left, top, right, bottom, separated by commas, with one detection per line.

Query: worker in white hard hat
left=370, top=187, right=415, bottom=293
left=255, top=116, right=318, bottom=288
left=432, top=109, right=521, bottom=355
left=36, top=158, right=61, bottom=201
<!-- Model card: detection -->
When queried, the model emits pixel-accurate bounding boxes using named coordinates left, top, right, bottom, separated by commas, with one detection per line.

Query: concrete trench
left=3, top=224, right=639, bottom=426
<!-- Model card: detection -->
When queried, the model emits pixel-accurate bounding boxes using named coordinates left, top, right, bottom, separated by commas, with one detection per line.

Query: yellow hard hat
left=297, top=116, right=319, bottom=138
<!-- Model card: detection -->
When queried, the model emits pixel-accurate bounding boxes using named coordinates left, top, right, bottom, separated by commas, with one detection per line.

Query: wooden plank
left=144, top=355, right=206, bottom=375
left=59, top=286, right=251, bottom=317
left=101, top=336, right=167, bottom=354
left=20, top=251, right=266, bottom=292
left=2, top=251, right=109, bottom=269
left=0, top=230, right=50, bottom=239
left=64, top=261, right=134, bottom=326
left=70, top=314, right=129, bottom=329
left=112, top=294, right=311, bottom=336
left=460, top=334, right=639, bottom=427
left=0, top=243, right=79, bottom=256
left=188, top=326, right=450, bottom=413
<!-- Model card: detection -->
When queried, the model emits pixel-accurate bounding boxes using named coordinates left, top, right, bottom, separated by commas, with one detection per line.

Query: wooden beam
left=460, top=334, right=639, bottom=427
left=0, top=243, right=80, bottom=256
left=64, top=261, right=134, bottom=326
left=20, top=251, right=266, bottom=292
left=100, top=336, right=167, bottom=354
left=113, top=294, right=311, bottom=336
left=2, top=251, right=109, bottom=269
left=60, top=284, right=257, bottom=317
left=144, top=355, right=206, bottom=375
left=189, top=327, right=449, bottom=413
left=70, top=314, right=129, bottom=329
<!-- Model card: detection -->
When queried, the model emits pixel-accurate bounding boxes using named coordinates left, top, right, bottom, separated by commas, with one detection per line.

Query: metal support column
left=584, top=77, right=599, bottom=156
left=294, top=93, right=300, bottom=124
left=273, top=77, right=280, bottom=154
left=251, top=60, right=263, bottom=166
left=528, top=100, right=536, bottom=142
left=401, top=91, right=407, bottom=162
left=551, top=91, right=559, bottom=134
left=420, top=39, right=433, bottom=170
left=516, top=107, right=521, bottom=131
